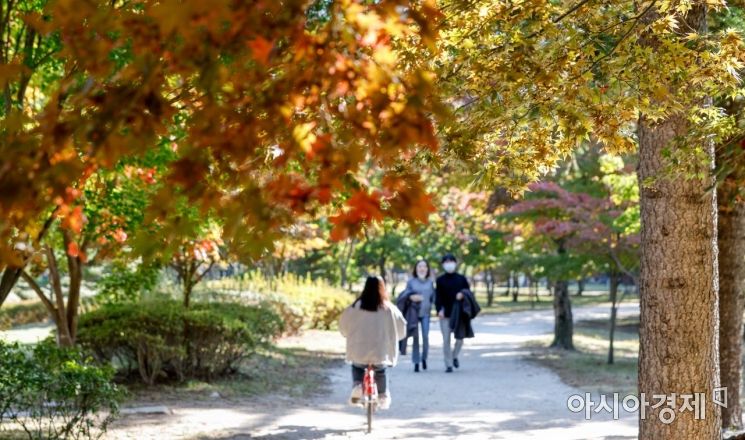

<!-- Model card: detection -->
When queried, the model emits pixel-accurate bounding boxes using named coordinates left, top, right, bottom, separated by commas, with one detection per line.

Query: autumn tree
left=507, top=181, right=604, bottom=349
left=709, top=8, right=745, bottom=431
left=1, top=0, right=443, bottom=281
left=436, top=1, right=745, bottom=436
left=18, top=164, right=151, bottom=346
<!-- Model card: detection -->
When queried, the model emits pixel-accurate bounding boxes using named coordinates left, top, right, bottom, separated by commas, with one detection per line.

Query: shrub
left=0, top=341, right=121, bottom=440
left=198, top=273, right=353, bottom=335
left=97, top=261, right=160, bottom=304
left=76, top=300, right=283, bottom=385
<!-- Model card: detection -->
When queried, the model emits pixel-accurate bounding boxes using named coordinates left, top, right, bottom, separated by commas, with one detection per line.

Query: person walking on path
left=435, top=254, right=470, bottom=373
left=339, top=276, right=407, bottom=409
left=397, top=259, right=435, bottom=372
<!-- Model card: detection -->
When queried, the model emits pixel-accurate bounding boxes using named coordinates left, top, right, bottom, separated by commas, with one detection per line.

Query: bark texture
left=637, top=111, right=720, bottom=438
left=718, top=196, right=745, bottom=430
left=550, top=241, right=573, bottom=350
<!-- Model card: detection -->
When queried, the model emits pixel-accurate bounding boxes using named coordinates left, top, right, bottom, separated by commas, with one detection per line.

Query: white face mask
left=443, top=261, right=457, bottom=273
left=416, top=264, right=428, bottom=279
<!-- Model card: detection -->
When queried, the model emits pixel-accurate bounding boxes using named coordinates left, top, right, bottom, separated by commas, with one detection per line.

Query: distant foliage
left=0, top=341, right=121, bottom=440
left=198, top=272, right=353, bottom=335
left=76, top=300, right=283, bottom=385
left=0, top=301, right=50, bottom=330
left=97, top=262, right=160, bottom=303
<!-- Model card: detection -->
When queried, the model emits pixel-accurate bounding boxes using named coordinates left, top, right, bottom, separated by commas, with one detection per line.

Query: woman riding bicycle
left=339, top=276, right=407, bottom=410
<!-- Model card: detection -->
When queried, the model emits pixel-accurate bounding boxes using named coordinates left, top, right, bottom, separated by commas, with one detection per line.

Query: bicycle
left=362, top=364, right=378, bottom=433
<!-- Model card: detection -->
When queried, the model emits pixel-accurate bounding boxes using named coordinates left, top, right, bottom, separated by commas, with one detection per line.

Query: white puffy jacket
left=338, top=300, right=407, bottom=367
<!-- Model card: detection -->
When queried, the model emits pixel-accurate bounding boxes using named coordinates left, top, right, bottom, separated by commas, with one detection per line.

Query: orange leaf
left=329, top=221, right=350, bottom=242
left=62, top=206, right=86, bottom=234
left=67, top=242, right=80, bottom=258
left=114, top=229, right=127, bottom=243
left=248, top=37, right=273, bottom=66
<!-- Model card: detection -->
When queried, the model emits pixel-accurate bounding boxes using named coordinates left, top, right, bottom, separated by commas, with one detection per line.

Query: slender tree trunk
left=717, top=198, right=745, bottom=430
left=62, top=232, right=82, bottom=343
left=512, top=273, right=519, bottom=302
left=550, top=240, right=573, bottom=349
left=486, top=269, right=496, bottom=307
left=378, top=256, right=387, bottom=285
left=576, top=278, right=585, bottom=296
left=550, top=279, right=573, bottom=349
left=503, top=271, right=512, bottom=296
left=608, top=272, right=619, bottom=365
left=339, top=265, right=347, bottom=291
left=183, top=281, right=193, bottom=308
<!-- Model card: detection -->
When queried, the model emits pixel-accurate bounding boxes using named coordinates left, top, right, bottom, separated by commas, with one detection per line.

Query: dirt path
left=107, top=303, right=640, bottom=440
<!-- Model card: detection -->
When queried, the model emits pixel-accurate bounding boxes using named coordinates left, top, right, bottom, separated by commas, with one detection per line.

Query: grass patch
left=476, top=289, right=616, bottom=315
left=124, top=346, right=341, bottom=404
left=526, top=314, right=639, bottom=395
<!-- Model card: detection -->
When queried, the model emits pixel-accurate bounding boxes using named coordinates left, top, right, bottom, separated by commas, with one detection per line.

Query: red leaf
left=248, top=37, right=273, bottom=66
left=67, top=242, right=80, bottom=258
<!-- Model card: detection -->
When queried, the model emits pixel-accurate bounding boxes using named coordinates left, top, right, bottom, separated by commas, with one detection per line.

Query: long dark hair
left=412, top=259, right=431, bottom=278
left=357, top=276, right=389, bottom=312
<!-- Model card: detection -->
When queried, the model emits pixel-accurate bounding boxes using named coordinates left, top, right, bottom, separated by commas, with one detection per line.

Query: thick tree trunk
left=636, top=5, right=720, bottom=438
left=718, top=199, right=745, bottom=430
left=608, top=272, right=619, bottom=365
left=638, top=115, right=720, bottom=438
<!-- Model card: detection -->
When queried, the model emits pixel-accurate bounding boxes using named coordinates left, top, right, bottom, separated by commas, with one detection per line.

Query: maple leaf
left=248, top=37, right=273, bottom=66
left=67, top=241, right=80, bottom=258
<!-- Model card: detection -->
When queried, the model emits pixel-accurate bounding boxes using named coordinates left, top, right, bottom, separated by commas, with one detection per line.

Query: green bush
left=198, top=273, right=352, bottom=335
left=76, top=300, right=283, bottom=385
left=0, top=341, right=121, bottom=440
left=97, top=262, right=160, bottom=304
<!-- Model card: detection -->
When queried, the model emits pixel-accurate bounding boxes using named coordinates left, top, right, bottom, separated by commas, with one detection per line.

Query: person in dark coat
left=435, top=253, right=471, bottom=372
left=449, top=288, right=481, bottom=339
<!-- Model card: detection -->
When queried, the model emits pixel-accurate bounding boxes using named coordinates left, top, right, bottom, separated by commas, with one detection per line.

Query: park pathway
left=108, top=303, right=640, bottom=440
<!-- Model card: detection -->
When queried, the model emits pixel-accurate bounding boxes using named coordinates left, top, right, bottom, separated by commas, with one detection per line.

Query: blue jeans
left=412, top=315, right=430, bottom=364
left=352, top=364, right=387, bottom=394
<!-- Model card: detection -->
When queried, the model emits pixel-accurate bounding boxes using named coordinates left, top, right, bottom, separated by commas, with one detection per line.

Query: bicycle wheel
left=367, top=401, right=373, bottom=433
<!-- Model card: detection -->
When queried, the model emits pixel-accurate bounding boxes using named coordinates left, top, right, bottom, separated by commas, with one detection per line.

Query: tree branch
left=193, top=260, right=215, bottom=286
left=20, top=270, right=57, bottom=318
left=554, top=0, right=595, bottom=24
left=45, top=246, right=66, bottom=318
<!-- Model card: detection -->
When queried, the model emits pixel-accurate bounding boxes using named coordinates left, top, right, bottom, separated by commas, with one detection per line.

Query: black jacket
left=396, top=291, right=420, bottom=338
left=449, top=289, right=481, bottom=339
left=435, top=273, right=470, bottom=318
